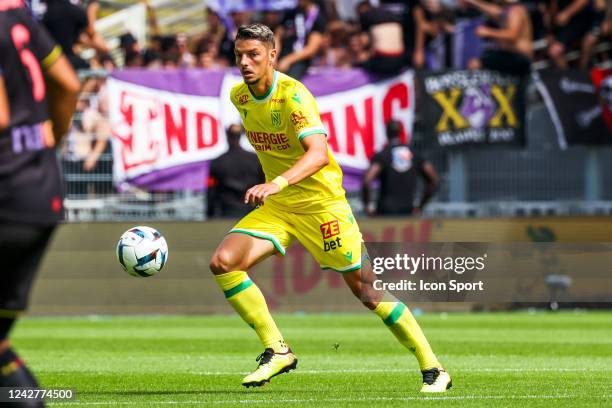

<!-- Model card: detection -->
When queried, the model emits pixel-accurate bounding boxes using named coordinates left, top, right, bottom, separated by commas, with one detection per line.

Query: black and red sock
left=1, top=319, right=45, bottom=408
left=0, top=347, right=45, bottom=407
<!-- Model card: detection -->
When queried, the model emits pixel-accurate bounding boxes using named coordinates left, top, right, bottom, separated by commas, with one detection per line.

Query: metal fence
left=60, top=70, right=612, bottom=221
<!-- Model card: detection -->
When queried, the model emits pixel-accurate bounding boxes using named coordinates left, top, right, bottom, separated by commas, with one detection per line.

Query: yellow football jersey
left=230, top=70, right=346, bottom=213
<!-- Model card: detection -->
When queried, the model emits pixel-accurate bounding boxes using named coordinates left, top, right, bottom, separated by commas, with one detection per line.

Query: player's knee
left=345, top=282, right=378, bottom=309
left=209, top=249, right=239, bottom=275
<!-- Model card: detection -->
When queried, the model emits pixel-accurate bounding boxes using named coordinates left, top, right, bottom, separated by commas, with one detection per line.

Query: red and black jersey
left=0, top=3, right=64, bottom=224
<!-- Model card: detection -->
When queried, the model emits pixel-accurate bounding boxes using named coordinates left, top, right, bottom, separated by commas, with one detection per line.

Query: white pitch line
left=189, top=367, right=612, bottom=376
left=48, top=394, right=611, bottom=406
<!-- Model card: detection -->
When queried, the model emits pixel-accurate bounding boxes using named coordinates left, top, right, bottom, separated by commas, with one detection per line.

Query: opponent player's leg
left=342, top=264, right=451, bottom=393
left=210, top=217, right=297, bottom=387
left=0, top=224, right=53, bottom=407
left=0, top=318, right=45, bottom=408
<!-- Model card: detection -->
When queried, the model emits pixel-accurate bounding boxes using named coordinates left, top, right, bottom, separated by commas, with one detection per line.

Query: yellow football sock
left=373, top=295, right=441, bottom=370
left=214, top=271, right=287, bottom=353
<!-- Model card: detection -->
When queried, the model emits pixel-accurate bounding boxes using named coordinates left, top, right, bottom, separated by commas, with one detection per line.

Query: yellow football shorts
left=229, top=201, right=363, bottom=272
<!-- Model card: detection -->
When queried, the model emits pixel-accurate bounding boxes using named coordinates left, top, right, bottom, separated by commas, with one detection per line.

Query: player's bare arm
left=278, top=31, right=323, bottom=73
left=244, top=133, right=329, bottom=206
left=0, top=76, right=9, bottom=130
left=555, top=0, right=589, bottom=26
left=44, top=54, right=80, bottom=142
left=476, top=6, right=524, bottom=42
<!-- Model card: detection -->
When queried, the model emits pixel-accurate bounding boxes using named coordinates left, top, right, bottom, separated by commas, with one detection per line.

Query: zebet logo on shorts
left=320, top=220, right=342, bottom=252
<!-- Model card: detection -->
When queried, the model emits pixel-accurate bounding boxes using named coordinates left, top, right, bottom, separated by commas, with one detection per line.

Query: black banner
left=419, top=70, right=526, bottom=147
left=534, top=69, right=611, bottom=148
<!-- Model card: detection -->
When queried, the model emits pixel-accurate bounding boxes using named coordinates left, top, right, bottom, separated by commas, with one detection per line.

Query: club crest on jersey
left=271, top=110, right=282, bottom=127
left=290, top=110, right=308, bottom=132
left=238, top=94, right=249, bottom=105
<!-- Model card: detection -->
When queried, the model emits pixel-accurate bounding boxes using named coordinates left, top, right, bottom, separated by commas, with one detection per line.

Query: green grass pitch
left=11, top=312, right=612, bottom=407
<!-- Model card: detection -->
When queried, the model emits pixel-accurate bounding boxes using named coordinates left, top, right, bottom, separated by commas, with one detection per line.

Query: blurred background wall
left=30, top=217, right=612, bottom=315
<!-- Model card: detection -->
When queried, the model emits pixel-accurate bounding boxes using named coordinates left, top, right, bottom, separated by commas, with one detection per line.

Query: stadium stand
left=52, top=0, right=611, bottom=220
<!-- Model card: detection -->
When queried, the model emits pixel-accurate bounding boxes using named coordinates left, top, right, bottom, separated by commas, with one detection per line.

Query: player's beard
left=244, top=76, right=259, bottom=85
left=243, top=71, right=262, bottom=85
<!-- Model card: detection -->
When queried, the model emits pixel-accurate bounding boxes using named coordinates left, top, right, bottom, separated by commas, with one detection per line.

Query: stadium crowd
left=28, top=0, right=611, bottom=203
left=37, top=0, right=612, bottom=74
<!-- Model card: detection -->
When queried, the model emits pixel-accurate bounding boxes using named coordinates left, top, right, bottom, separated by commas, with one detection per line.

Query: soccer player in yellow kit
left=209, top=23, right=452, bottom=393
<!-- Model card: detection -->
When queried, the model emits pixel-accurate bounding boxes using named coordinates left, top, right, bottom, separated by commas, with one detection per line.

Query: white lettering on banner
left=108, top=80, right=226, bottom=183
left=112, top=90, right=161, bottom=171
left=438, top=129, right=486, bottom=145
left=315, top=71, right=415, bottom=169
left=424, top=70, right=519, bottom=94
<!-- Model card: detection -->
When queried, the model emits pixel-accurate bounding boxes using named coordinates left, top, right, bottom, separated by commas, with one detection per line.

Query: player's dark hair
left=235, top=23, right=276, bottom=49
left=386, top=119, right=402, bottom=141
left=226, top=124, right=243, bottom=141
